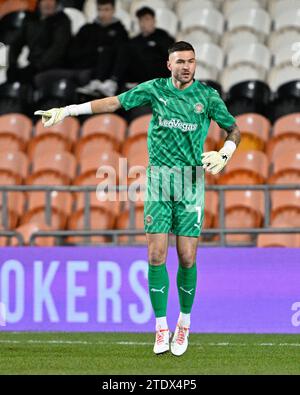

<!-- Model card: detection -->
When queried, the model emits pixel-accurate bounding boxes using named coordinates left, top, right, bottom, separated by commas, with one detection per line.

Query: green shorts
left=144, top=166, right=205, bottom=237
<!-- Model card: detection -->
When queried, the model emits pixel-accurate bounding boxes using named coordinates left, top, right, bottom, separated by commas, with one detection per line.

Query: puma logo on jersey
left=150, top=286, right=166, bottom=294
left=180, top=287, right=194, bottom=295
left=159, top=98, right=168, bottom=106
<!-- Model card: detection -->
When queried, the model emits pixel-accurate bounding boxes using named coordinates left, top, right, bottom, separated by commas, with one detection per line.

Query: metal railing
left=0, top=184, right=299, bottom=247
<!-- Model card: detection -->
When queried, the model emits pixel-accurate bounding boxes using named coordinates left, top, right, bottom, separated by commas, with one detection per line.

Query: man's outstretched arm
left=34, top=96, right=121, bottom=127
left=91, top=96, right=121, bottom=114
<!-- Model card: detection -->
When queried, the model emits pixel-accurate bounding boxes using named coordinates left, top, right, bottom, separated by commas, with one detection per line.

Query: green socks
left=177, top=263, right=197, bottom=314
left=148, top=263, right=197, bottom=319
left=148, top=263, right=169, bottom=318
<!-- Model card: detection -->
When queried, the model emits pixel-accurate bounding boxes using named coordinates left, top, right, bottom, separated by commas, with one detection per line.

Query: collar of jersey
left=167, top=77, right=197, bottom=94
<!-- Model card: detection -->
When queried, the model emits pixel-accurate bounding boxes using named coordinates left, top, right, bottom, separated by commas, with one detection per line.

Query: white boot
left=171, top=322, right=189, bottom=356
left=153, top=326, right=170, bottom=355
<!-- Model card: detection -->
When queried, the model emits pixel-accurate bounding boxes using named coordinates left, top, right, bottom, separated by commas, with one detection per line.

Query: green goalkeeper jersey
left=118, top=77, right=236, bottom=168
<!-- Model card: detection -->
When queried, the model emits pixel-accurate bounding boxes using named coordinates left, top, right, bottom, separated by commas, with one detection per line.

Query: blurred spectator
left=6, top=0, right=71, bottom=85
left=68, top=0, right=128, bottom=97
left=121, top=6, right=175, bottom=83
left=79, top=6, right=175, bottom=97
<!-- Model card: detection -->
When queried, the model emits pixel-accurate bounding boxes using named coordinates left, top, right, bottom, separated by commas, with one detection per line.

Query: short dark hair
left=136, top=6, right=155, bottom=19
left=97, top=0, right=115, bottom=7
left=168, top=41, right=195, bottom=55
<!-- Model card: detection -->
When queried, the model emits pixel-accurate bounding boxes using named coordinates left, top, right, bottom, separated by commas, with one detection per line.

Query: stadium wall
left=0, top=247, right=299, bottom=333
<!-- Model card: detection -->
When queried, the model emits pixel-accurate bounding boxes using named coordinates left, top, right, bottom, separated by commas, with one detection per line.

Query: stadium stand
left=0, top=0, right=299, bottom=247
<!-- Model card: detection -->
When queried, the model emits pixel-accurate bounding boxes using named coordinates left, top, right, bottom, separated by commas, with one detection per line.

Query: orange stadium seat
left=68, top=206, right=114, bottom=244
left=204, top=138, right=215, bottom=152
left=235, top=113, right=270, bottom=151
left=0, top=226, right=9, bottom=246
left=82, top=114, right=127, bottom=149
left=205, top=172, right=216, bottom=186
left=0, top=136, right=21, bottom=153
left=26, top=172, right=68, bottom=186
left=0, top=113, right=32, bottom=151
left=128, top=114, right=152, bottom=138
left=214, top=190, right=264, bottom=242
left=0, top=190, right=25, bottom=220
left=267, top=113, right=300, bottom=161
left=74, top=168, right=103, bottom=186
left=127, top=150, right=149, bottom=169
left=0, top=172, right=19, bottom=185
left=75, top=189, right=120, bottom=218
left=0, top=189, right=25, bottom=229
left=225, top=190, right=265, bottom=218
left=0, top=207, right=19, bottom=229
left=257, top=232, right=300, bottom=247
left=269, top=172, right=300, bottom=185
left=21, top=207, right=66, bottom=229
left=271, top=189, right=300, bottom=223
left=124, top=172, right=146, bottom=211
left=75, top=134, right=118, bottom=160
left=267, top=135, right=300, bottom=163
left=25, top=190, right=73, bottom=229
left=27, top=134, right=70, bottom=159
left=257, top=215, right=300, bottom=247
left=34, top=117, right=80, bottom=148
left=116, top=206, right=146, bottom=244
left=0, top=150, right=28, bottom=183
left=272, top=214, right=300, bottom=228
left=73, top=167, right=120, bottom=229
left=271, top=189, right=300, bottom=211
left=122, top=134, right=148, bottom=158
left=217, top=150, right=269, bottom=185
left=28, top=151, right=77, bottom=184
left=10, top=222, right=56, bottom=246
left=0, top=0, right=31, bottom=17
left=27, top=190, right=73, bottom=214
left=79, top=150, right=121, bottom=182
left=28, top=118, right=79, bottom=158
left=203, top=190, right=218, bottom=229
left=273, top=113, right=300, bottom=136
left=205, top=120, right=224, bottom=151
left=268, top=148, right=300, bottom=184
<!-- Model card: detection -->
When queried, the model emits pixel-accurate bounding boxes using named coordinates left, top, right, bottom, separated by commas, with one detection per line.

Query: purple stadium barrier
left=0, top=247, right=299, bottom=333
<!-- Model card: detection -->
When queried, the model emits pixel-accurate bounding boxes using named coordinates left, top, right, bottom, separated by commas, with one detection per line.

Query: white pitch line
left=0, top=339, right=300, bottom=347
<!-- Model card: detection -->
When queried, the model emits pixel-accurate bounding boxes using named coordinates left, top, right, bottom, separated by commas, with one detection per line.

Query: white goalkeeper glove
left=34, top=107, right=69, bottom=127
left=201, top=141, right=236, bottom=175
left=34, top=102, right=92, bottom=127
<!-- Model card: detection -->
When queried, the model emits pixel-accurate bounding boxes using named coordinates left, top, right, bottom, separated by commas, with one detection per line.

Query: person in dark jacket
left=122, top=6, right=175, bottom=83
left=79, top=6, right=175, bottom=97
left=7, top=0, right=71, bottom=84
left=66, top=0, right=129, bottom=96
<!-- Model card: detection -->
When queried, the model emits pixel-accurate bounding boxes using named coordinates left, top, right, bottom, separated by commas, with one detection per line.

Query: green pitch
left=0, top=332, right=299, bottom=375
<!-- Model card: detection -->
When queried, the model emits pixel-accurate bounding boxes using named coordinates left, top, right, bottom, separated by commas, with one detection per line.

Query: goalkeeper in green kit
left=35, top=41, right=241, bottom=356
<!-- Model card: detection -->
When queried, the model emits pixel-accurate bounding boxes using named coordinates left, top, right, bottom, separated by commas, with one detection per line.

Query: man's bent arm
left=224, top=123, right=241, bottom=147
left=201, top=123, right=241, bottom=175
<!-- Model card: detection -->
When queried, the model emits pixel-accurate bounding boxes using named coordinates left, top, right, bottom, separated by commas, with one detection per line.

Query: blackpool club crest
left=194, top=102, right=204, bottom=114
left=146, top=215, right=153, bottom=225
